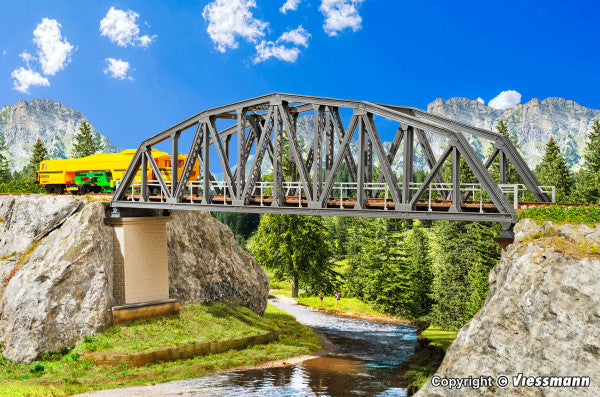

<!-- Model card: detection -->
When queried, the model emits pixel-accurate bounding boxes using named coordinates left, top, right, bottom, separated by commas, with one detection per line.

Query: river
left=84, top=298, right=417, bottom=396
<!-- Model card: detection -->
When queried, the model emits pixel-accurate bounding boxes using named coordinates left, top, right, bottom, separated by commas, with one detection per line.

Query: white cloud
left=11, top=67, right=50, bottom=93
left=2, top=50, right=6, bottom=56
left=104, top=58, right=133, bottom=80
left=280, top=0, right=301, bottom=14
left=278, top=26, right=310, bottom=47
left=33, top=18, right=75, bottom=76
left=19, top=51, right=36, bottom=64
left=254, top=41, right=300, bottom=63
left=202, top=0, right=268, bottom=53
left=476, top=97, right=484, bottom=105
left=319, top=0, right=364, bottom=36
left=488, top=90, right=522, bottom=110
left=100, top=7, right=156, bottom=47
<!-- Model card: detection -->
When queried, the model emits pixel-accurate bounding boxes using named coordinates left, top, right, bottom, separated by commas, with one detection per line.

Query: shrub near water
left=518, top=205, right=600, bottom=223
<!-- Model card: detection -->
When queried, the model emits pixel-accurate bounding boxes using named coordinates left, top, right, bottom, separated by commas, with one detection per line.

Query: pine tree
left=72, top=121, right=104, bottom=158
left=430, top=221, right=500, bottom=330
left=536, top=137, right=571, bottom=202
left=22, top=138, right=49, bottom=180
left=401, top=222, right=434, bottom=319
left=573, top=120, right=600, bottom=203
left=489, top=120, right=521, bottom=184
left=0, top=133, right=10, bottom=183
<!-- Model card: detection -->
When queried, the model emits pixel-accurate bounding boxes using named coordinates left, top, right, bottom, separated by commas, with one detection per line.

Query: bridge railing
left=116, top=180, right=555, bottom=211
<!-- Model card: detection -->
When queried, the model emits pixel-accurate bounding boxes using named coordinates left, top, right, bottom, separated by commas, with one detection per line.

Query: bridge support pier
left=493, top=223, right=515, bottom=251
left=110, top=216, right=178, bottom=323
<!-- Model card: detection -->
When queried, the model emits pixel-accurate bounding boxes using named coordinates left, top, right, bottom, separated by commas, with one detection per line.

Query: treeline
left=248, top=214, right=500, bottom=330
left=222, top=118, right=600, bottom=331
left=0, top=121, right=104, bottom=193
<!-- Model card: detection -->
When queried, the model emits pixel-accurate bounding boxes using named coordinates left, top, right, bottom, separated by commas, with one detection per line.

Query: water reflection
left=82, top=299, right=417, bottom=396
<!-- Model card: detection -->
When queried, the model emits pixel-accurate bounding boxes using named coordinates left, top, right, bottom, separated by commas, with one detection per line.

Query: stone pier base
left=111, top=216, right=172, bottom=306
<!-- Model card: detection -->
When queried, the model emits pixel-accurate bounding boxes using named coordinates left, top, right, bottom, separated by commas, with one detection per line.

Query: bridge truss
left=111, top=93, right=551, bottom=234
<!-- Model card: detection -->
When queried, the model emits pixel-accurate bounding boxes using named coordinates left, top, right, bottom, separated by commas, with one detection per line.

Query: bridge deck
left=124, top=194, right=502, bottom=213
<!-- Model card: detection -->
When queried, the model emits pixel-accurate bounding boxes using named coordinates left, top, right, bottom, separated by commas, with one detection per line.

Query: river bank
left=82, top=296, right=419, bottom=396
left=0, top=303, right=321, bottom=396
left=270, top=293, right=457, bottom=395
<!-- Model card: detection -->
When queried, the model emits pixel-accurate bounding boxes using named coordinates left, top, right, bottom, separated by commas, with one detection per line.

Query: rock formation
left=168, top=210, right=269, bottom=316
left=427, top=97, right=600, bottom=169
left=0, top=202, right=114, bottom=363
left=0, top=195, right=268, bottom=363
left=416, top=219, right=600, bottom=396
left=0, top=98, right=120, bottom=171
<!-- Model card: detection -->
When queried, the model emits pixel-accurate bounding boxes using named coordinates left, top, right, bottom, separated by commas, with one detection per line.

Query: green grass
left=518, top=204, right=600, bottom=224
left=265, top=266, right=402, bottom=320
left=420, top=326, right=457, bottom=351
left=404, top=326, right=458, bottom=393
left=82, top=304, right=272, bottom=354
left=295, top=296, right=397, bottom=318
left=0, top=303, right=321, bottom=396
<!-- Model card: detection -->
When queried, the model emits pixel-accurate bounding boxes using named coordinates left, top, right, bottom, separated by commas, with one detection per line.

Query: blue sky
left=1, top=0, right=599, bottom=149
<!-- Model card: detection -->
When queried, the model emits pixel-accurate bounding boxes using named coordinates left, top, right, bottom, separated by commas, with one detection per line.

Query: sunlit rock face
left=0, top=98, right=119, bottom=171
left=0, top=196, right=268, bottom=363
left=427, top=97, right=600, bottom=170
left=0, top=200, right=114, bottom=363
left=167, top=210, right=269, bottom=316
left=416, top=220, right=600, bottom=397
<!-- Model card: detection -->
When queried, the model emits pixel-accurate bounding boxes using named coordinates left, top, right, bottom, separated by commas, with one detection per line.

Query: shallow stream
left=85, top=299, right=417, bottom=396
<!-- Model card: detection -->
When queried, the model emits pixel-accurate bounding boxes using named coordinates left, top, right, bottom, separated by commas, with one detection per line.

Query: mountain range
left=1, top=96, right=599, bottom=174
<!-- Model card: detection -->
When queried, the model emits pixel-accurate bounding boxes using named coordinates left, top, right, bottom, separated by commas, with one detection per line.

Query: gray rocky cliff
left=167, top=210, right=269, bottom=316
left=416, top=219, right=600, bottom=396
left=0, top=98, right=120, bottom=171
left=428, top=97, right=600, bottom=169
left=0, top=195, right=268, bottom=363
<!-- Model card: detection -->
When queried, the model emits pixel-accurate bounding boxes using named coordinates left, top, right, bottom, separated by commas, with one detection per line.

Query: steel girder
left=111, top=93, right=551, bottom=226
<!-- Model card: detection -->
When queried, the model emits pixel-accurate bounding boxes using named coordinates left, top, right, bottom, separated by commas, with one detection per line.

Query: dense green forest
left=234, top=119, right=600, bottom=330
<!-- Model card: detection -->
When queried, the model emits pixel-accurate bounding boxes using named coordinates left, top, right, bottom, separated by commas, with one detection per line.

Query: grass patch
left=82, top=303, right=272, bottom=354
left=404, top=326, right=457, bottom=395
left=518, top=205, right=600, bottom=224
left=420, top=327, right=457, bottom=351
left=296, top=295, right=397, bottom=318
left=0, top=303, right=321, bottom=396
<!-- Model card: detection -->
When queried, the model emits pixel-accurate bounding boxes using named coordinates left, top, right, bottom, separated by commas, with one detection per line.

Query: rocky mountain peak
left=427, top=96, right=600, bottom=169
left=0, top=98, right=119, bottom=171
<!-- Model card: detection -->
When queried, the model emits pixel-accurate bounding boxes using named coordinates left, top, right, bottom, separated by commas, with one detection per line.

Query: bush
left=0, top=179, right=45, bottom=194
left=518, top=205, right=600, bottom=223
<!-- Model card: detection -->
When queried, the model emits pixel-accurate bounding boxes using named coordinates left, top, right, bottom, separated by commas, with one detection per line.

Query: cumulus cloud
left=11, top=67, right=50, bottom=93
left=19, top=51, right=36, bottom=65
left=278, top=26, right=310, bottom=47
left=319, top=0, right=364, bottom=36
left=254, top=41, right=300, bottom=63
left=476, top=97, right=484, bottom=105
left=104, top=58, right=133, bottom=80
left=280, top=0, right=301, bottom=13
left=100, top=7, right=156, bottom=47
left=10, top=18, right=74, bottom=93
left=488, top=90, right=522, bottom=110
left=33, top=18, right=75, bottom=76
left=203, top=0, right=268, bottom=53
left=2, top=50, right=7, bottom=56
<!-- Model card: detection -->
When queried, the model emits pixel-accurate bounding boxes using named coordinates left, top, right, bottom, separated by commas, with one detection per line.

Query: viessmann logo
left=430, top=374, right=591, bottom=390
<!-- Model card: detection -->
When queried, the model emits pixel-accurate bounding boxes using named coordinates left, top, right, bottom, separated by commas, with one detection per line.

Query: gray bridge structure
left=110, top=93, right=552, bottom=238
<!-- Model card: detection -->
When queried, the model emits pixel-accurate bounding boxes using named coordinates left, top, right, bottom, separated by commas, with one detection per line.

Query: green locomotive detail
left=72, top=171, right=113, bottom=194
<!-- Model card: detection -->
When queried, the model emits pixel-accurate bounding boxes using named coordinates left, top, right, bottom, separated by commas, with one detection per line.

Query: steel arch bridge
left=110, top=93, right=552, bottom=237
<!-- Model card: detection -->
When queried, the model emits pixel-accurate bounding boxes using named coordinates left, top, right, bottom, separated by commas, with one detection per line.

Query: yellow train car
left=36, top=149, right=199, bottom=194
